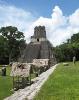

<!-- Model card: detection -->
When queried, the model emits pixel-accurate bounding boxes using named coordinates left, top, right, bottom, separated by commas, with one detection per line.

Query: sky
left=0, top=0, right=79, bottom=46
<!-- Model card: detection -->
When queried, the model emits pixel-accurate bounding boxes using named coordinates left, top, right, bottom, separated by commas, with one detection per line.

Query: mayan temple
left=20, top=26, right=56, bottom=66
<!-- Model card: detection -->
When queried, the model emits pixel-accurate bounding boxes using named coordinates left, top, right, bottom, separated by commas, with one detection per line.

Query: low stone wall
left=4, top=64, right=58, bottom=100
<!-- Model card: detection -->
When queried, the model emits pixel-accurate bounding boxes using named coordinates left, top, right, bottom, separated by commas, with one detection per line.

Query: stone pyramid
left=19, top=26, right=56, bottom=65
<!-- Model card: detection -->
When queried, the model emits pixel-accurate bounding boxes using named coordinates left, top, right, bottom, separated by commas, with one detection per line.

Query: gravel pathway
left=4, top=64, right=58, bottom=100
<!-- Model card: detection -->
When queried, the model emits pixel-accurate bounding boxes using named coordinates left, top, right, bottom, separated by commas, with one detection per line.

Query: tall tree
left=0, top=35, right=9, bottom=64
left=54, top=32, right=79, bottom=62
left=0, top=26, right=26, bottom=64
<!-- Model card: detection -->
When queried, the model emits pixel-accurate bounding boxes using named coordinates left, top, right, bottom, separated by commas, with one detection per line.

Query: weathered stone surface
left=34, top=26, right=46, bottom=38
left=32, top=59, right=49, bottom=67
left=19, top=26, right=56, bottom=65
left=10, top=62, right=31, bottom=77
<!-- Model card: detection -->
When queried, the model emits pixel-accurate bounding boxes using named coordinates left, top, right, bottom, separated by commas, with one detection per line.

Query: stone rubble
left=4, top=64, right=58, bottom=100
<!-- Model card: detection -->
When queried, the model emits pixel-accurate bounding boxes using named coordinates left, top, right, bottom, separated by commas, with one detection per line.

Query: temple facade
left=19, top=26, right=56, bottom=66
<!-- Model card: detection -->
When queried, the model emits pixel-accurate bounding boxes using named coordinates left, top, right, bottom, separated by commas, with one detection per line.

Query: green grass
left=0, top=66, right=13, bottom=100
left=34, top=62, right=79, bottom=100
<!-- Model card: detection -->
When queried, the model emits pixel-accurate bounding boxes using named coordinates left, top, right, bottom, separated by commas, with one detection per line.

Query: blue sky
left=0, top=0, right=79, bottom=46
left=2, top=0, right=79, bottom=17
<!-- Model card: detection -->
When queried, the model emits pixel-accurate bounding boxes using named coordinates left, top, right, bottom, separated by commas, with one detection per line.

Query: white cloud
left=51, top=6, right=66, bottom=27
left=0, top=5, right=79, bottom=46
left=69, top=9, right=79, bottom=27
left=30, top=6, right=79, bottom=46
left=0, top=5, right=36, bottom=41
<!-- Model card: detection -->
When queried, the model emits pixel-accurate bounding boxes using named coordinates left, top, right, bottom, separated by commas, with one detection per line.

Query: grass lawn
left=0, top=66, right=13, bottom=100
left=34, top=62, right=79, bottom=100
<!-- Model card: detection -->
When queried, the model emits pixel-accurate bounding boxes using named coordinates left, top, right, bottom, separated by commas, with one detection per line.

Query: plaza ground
left=0, top=62, right=79, bottom=100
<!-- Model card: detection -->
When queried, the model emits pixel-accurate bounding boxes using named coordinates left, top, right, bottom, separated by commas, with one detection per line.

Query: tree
left=70, top=33, right=79, bottom=43
left=0, top=35, right=9, bottom=64
left=54, top=32, right=79, bottom=62
left=0, top=26, right=26, bottom=64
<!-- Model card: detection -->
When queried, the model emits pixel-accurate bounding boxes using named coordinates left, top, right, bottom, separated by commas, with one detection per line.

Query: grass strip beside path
left=34, top=62, right=79, bottom=100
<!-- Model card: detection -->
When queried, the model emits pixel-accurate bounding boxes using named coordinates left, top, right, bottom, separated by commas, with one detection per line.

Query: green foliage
left=54, top=32, right=79, bottom=62
left=34, top=62, right=79, bottom=100
left=0, top=36, right=9, bottom=64
left=70, top=33, right=79, bottom=43
left=0, top=26, right=26, bottom=64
